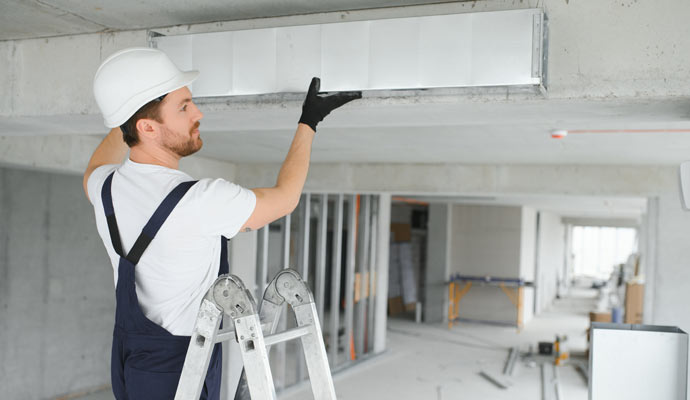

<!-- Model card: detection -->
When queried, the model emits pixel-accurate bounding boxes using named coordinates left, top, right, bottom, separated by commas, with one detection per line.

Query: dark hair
left=120, top=98, right=164, bottom=147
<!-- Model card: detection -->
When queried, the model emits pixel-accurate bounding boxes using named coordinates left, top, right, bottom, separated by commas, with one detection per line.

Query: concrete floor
left=74, top=285, right=595, bottom=400
left=281, top=285, right=594, bottom=400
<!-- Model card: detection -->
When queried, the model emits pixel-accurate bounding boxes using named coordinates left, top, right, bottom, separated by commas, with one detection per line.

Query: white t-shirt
left=87, top=159, right=256, bottom=336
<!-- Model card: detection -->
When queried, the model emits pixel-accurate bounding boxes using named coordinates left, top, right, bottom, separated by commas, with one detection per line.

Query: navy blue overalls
left=101, top=172, right=224, bottom=400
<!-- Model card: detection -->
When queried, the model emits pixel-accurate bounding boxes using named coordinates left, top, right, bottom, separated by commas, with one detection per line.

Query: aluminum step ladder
left=174, top=269, right=337, bottom=400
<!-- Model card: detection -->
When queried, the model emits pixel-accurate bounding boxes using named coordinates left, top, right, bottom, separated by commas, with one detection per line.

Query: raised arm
left=240, top=77, right=361, bottom=231
left=83, top=127, right=129, bottom=201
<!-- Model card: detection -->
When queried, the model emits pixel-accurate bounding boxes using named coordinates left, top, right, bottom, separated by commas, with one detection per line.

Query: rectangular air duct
left=151, top=9, right=547, bottom=96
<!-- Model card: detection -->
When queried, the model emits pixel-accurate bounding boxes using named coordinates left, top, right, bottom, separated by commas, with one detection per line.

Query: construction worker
left=84, top=47, right=361, bottom=400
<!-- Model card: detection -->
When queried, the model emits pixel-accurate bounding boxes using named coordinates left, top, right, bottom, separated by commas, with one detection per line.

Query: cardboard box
left=588, top=312, right=612, bottom=346
left=390, top=223, right=412, bottom=242
left=589, top=311, right=612, bottom=323
left=624, top=282, right=644, bottom=324
left=388, top=296, right=404, bottom=316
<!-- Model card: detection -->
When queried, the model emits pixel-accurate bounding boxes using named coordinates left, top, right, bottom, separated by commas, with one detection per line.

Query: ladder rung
left=264, top=325, right=311, bottom=346
left=214, top=322, right=273, bottom=344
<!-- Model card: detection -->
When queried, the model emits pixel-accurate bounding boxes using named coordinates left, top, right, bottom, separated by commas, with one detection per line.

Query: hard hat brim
left=103, top=70, right=200, bottom=128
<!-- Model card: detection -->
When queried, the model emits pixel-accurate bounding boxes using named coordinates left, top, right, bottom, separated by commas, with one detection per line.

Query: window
left=571, top=226, right=637, bottom=278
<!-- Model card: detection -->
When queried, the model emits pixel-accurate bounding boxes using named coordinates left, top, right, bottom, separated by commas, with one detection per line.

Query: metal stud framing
left=282, top=213, right=291, bottom=270
left=315, top=194, right=328, bottom=323
left=298, top=194, right=311, bottom=279
left=354, top=195, right=370, bottom=358
left=243, top=192, right=387, bottom=393
left=329, top=194, right=344, bottom=365
left=256, top=226, right=269, bottom=301
left=343, top=195, right=357, bottom=364
left=274, top=214, right=291, bottom=389
left=367, top=196, right=378, bottom=353
left=295, top=194, right=310, bottom=383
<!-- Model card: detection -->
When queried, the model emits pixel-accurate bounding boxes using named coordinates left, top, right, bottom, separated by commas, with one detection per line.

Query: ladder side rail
left=259, top=272, right=288, bottom=340
left=174, top=299, right=223, bottom=400
left=257, top=271, right=288, bottom=390
left=234, top=314, right=278, bottom=400
left=293, top=302, right=338, bottom=400
left=271, top=269, right=337, bottom=399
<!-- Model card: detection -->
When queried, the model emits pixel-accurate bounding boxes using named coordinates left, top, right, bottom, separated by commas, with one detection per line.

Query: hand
left=298, top=77, right=362, bottom=132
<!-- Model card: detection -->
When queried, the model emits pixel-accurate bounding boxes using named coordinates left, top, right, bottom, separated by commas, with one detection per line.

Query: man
left=84, top=47, right=360, bottom=399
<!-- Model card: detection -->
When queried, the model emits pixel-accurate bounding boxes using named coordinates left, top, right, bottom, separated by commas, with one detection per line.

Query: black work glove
left=298, top=77, right=362, bottom=132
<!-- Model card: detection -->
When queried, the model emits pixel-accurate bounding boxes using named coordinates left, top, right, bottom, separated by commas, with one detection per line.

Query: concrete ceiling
left=0, top=0, right=687, bottom=221
left=192, top=93, right=690, bottom=165
left=2, top=0, right=689, bottom=167
left=4, top=91, right=690, bottom=165
left=0, top=0, right=463, bottom=41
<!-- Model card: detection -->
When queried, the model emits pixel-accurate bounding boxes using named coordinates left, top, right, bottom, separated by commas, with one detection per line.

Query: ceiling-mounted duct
left=151, top=9, right=547, bottom=96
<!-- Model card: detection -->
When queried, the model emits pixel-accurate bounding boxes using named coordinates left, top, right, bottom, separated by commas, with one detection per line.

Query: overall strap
left=101, top=171, right=198, bottom=265
left=219, top=236, right=229, bottom=276
left=101, top=173, right=124, bottom=257
left=126, top=180, right=198, bottom=265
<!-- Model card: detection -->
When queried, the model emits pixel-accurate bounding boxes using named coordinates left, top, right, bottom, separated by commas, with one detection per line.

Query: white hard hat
left=93, top=47, right=199, bottom=128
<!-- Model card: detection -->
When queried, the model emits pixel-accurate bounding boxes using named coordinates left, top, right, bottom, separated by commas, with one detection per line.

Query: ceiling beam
left=234, top=162, right=677, bottom=198
left=0, top=135, right=237, bottom=182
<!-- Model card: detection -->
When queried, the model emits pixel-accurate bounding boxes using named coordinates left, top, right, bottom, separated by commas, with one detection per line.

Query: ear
left=135, top=118, right=158, bottom=140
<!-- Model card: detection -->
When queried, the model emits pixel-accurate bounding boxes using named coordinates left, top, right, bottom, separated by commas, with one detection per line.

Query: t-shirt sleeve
left=86, top=164, right=119, bottom=205
left=193, top=178, right=257, bottom=238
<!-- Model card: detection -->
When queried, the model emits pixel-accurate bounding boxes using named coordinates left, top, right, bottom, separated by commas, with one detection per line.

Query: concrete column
left=424, top=203, right=451, bottom=323
left=650, top=190, right=690, bottom=332
left=519, top=207, right=537, bottom=324
left=639, top=198, right=657, bottom=324
left=535, top=211, right=566, bottom=313
left=564, top=224, right=574, bottom=293
left=648, top=190, right=690, bottom=395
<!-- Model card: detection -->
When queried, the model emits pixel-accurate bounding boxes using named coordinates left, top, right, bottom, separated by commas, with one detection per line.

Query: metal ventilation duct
left=151, top=9, right=547, bottom=96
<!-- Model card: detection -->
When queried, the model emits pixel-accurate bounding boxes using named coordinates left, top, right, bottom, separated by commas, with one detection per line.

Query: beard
left=160, top=122, right=203, bottom=157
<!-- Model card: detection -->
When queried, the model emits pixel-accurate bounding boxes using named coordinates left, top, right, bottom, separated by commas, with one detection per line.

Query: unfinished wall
left=449, top=204, right=522, bottom=324
left=535, top=211, right=566, bottom=314
left=0, top=166, right=113, bottom=399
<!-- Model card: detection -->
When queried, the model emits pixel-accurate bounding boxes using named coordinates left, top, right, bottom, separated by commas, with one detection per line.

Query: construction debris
left=478, top=371, right=511, bottom=389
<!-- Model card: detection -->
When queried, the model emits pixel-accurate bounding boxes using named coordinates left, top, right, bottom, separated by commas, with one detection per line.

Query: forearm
left=274, top=123, right=315, bottom=210
left=82, top=128, right=129, bottom=198
left=241, top=78, right=359, bottom=231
